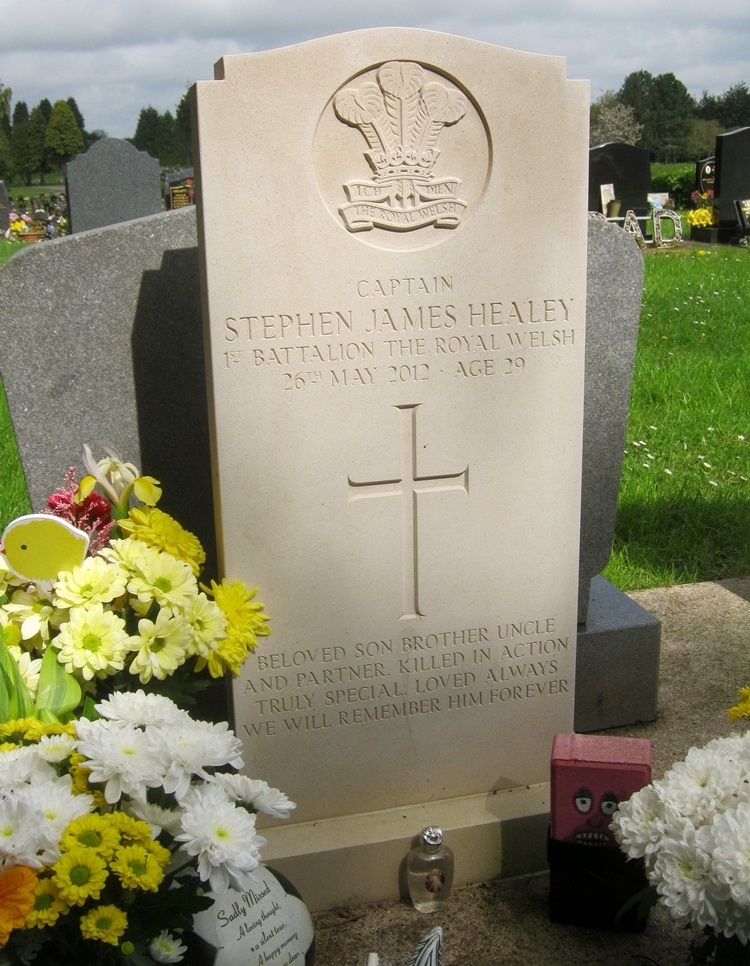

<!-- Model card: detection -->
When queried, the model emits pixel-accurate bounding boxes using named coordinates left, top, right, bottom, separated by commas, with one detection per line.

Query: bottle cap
left=421, top=826, right=443, bottom=846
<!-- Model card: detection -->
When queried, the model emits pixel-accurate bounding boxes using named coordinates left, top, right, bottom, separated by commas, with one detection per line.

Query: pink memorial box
left=550, top=733, right=652, bottom=846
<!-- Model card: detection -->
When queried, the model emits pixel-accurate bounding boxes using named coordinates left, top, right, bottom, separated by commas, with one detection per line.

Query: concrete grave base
left=260, top=783, right=549, bottom=912
left=575, top=576, right=661, bottom=733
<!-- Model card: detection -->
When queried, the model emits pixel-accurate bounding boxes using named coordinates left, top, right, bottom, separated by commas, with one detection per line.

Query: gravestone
left=0, top=203, right=656, bottom=905
left=714, top=126, right=750, bottom=237
left=0, top=181, right=9, bottom=234
left=588, top=142, right=652, bottom=215
left=575, top=216, right=660, bottom=733
left=65, top=137, right=162, bottom=233
left=696, top=156, right=716, bottom=195
left=165, top=168, right=195, bottom=209
left=193, top=29, right=589, bottom=908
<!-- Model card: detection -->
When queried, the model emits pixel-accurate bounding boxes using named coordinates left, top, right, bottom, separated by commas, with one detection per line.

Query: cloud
left=2, top=0, right=747, bottom=139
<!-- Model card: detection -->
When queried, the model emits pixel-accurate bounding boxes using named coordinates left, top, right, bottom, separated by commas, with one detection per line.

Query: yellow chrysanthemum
left=199, top=579, right=270, bottom=676
left=68, top=754, right=107, bottom=807
left=119, top=506, right=205, bottom=575
left=52, top=847, right=108, bottom=906
left=729, top=686, right=750, bottom=721
left=106, top=812, right=153, bottom=845
left=0, top=865, right=37, bottom=947
left=79, top=903, right=128, bottom=945
left=23, top=876, right=68, bottom=929
left=61, top=814, right=121, bottom=859
left=111, top=844, right=165, bottom=892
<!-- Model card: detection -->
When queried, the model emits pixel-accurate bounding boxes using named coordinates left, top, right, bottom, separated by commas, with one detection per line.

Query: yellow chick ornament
left=2, top=514, right=89, bottom=583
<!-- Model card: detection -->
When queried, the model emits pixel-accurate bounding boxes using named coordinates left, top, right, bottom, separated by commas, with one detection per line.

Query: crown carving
left=334, top=62, right=467, bottom=179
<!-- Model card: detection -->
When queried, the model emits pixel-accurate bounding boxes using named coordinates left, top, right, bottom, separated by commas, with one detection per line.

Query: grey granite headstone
left=575, top=216, right=660, bottom=732
left=0, top=181, right=9, bottom=234
left=0, top=209, right=659, bottom=731
left=65, top=138, right=162, bottom=233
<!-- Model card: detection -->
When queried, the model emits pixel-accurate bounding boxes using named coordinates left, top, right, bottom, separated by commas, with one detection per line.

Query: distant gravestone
left=696, top=156, right=716, bottom=195
left=165, top=168, right=195, bottom=209
left=0, top=181, right=9, bottom=234
left=588, top=142, right=652, bottom=215
left=715, top=126, right=750, bottom=236
left=65, top=138, right=162, bottom=233
left=193, top=29, right=589, bottom=908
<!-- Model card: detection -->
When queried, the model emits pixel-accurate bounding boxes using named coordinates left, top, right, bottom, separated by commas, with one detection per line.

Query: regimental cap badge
left=334, top=61, right=469, bottom=233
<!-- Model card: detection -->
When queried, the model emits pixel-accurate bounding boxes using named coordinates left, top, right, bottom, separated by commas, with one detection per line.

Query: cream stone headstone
left=193, top=28, right=589, bottom=910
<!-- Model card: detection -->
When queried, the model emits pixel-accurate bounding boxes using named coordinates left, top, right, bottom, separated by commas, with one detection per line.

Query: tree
left=716, top=82, right=750, bottom=129
left=175, top=89, right=193, bottom=166
left=686, top=118, right=723, bottom=160
left=45, top=99, right=85, bottom=168
left=26, top=103, right=49, bottom=181
left=619, top=70, right=696, bottom=161
left=12, top=100, right=28, bottom=126
left=132, top=106, right=162, bottom=159
left=590, top=96, right=642, bottom=146
left=66, top=96, right=85, bottom=134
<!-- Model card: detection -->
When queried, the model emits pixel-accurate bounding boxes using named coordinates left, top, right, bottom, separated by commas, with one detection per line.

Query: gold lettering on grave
left=334, top=62, right=469, bottom=232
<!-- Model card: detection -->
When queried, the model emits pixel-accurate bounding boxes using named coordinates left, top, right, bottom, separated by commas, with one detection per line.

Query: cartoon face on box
left=551, top=734, right=652, bottom=846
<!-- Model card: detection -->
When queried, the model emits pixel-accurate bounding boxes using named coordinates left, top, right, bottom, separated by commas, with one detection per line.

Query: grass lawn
left=0, top=237, right=748, bottom=591
left=603, top=242, right=750, bottom=589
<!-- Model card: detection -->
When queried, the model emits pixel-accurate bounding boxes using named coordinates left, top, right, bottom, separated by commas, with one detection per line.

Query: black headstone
left=65, top=138, right=162, bottom=233
left=715, top=126, right=750, bottom=232
left=695, top=156, right=716, bottom=195
left=588, top=143, right=652, bottom=215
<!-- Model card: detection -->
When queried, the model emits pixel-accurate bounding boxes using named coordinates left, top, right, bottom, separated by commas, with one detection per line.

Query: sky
left=2, top=0, right=747, bottom=139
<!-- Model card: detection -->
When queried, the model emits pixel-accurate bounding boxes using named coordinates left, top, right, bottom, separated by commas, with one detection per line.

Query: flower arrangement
left=0, top=447, right=291, bottom=963
left=1, top=445, right=270, bottom=714
left=687, top=189, right=718, bottom=228
left=0, top=693, right=293, bottom=963
left=612, top=728, right=750, bottom=958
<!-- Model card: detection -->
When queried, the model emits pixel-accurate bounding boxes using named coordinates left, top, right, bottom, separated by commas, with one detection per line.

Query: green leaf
left=0, top=636, right=35, bottom=722
left=35, top=647, right=81, bottom=720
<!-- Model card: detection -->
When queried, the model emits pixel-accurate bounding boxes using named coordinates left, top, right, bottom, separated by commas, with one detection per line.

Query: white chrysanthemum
left=7, top=644, right=42, bottom=700
left=4, top=587, right=64, bottom=642
left=129, top=609, right=192, bottom=683
left=701, top=802, right=750, bottom=909
left=21, top=775, right=93, bottom=863
left=0, top=794, right=45, bottom=867
left=127, top=551, right=198, bottom=609
left=53, top=554, right=128, bottom=609
left=612, top=783, right=670, bottom=866
left=658, top=746, right=743, bottom=827
left=96, top=690, right=189, bottom=728
left=211, top=773, right=296, bottom=819
left=0, top=745, right=54, bottom=786
left=149, top=929, right=188, bottom=963
left=55, top=602, right=133, bottom=680
left=175, top=785, right=265, bottom=892
left=651, top=820, right=727, bottom=933
left=74, top=717, right=164, bottom=804
left=36, top=732, right=77, bottom=764
left=125, top=791, right=184, bottom=839
left=151, top=719, right=244, bottom=800
left=184, top=592, right=226, bottom=657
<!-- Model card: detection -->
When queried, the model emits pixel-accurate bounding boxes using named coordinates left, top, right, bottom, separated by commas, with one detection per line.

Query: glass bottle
left=407, top=826, right=454, bottom=913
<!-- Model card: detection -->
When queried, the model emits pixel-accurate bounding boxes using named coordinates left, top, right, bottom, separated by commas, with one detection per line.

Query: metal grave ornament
left=334, top=61, right=468, bottom=232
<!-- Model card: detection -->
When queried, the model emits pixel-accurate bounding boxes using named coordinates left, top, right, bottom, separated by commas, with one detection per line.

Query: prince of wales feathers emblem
left=334, top=62, right=468, bottom=232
